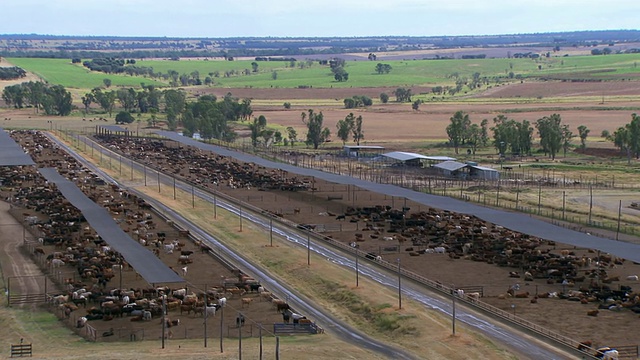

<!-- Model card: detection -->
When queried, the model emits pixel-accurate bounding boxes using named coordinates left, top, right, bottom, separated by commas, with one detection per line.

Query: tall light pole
left=397, top=258, right=402, bottom=309
left=307, top=229, right=311, bottom=266
left=452, top=284, right=456, bottom=335
left=351, top=243, right=359, bottom=287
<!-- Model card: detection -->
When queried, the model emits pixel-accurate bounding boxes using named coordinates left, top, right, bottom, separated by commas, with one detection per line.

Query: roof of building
left=343, top=145, right=385, bottom=150
left=0, top=129, right=36, bottom=166
left=469, top=164, right=499, bottom=172
left=425, top=155, right=457, bottom=161
left=382, top=151, right=429, bottom=162
left=433, top=160, right=468, bottom=172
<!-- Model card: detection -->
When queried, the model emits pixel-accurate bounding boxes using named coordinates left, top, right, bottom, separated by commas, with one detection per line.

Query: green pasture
left=141, top=57, right=543, bottom=88
left=7, top=53, right=640, bottom=90
left=6, top=58, right=165, bottom=89
left=535, top=53, right=640, bottom=78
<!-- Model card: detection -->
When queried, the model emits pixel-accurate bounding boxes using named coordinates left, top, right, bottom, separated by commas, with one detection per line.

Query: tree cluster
left=605, top=113, right=640, bottom=164
left=535, top=114, right=573, bottom=159
left=374, top=63, right=392, bottom=74
left=393, top=87, right=412, bottom=102
left=328, top=58, right=349, bottom=82
left=0, top=66, right=26, bottom=80
left=491, top=115, right=533, bottom=157
left=2, top=81, right=73, bottom=116
left=301, top=109, right=330, bottom=149
left=343, top=95, right=372, bottom=109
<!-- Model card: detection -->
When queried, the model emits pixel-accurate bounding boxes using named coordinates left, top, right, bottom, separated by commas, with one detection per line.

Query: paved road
left=158, top=131, right=640, bottom=264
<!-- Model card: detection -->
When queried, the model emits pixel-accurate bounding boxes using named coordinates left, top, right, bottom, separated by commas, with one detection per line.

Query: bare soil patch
left=476, top=80, right=640, bottom=99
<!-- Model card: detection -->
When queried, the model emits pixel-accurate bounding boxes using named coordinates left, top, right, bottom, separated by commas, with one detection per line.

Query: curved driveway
left=158, top=131, right=640, bottom=263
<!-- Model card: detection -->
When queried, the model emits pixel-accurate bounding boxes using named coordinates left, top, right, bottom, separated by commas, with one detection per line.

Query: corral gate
left=6, top=275, right=57, bottom=307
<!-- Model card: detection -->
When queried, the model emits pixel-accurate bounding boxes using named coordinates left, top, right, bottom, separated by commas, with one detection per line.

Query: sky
left=1, top=0, right=639, bottom=38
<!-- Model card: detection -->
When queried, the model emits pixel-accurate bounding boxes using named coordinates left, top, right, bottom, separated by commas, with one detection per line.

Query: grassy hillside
left=7, top=53, right=640, bottom=90
left=6, top=58, right=165, bottom=89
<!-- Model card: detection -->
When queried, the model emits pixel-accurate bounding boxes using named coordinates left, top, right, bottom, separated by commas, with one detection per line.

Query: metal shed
left=433, top=161, right=469, bottom=177
left=469, top=164, right=500, bottom=180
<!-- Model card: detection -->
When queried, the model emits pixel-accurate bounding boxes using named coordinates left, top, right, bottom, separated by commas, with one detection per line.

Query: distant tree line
left=254, top=57, right=297, bottom=62
left=0, top=66, right=26, bottom=80
left=2, top=81, right=73, bottom=116
left=4, top=30, right=640, bottom=60
left=80, top=86, right=252, bottom=140
left=445, top=111, right=589, bottom=160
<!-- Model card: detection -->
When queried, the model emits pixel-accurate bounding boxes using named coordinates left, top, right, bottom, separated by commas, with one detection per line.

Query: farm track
left=62, top=133, right=592, bottom=359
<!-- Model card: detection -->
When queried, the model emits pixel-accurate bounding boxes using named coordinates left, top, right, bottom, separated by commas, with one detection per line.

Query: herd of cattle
left=99, top=134, right=313, bottom=192
left=87, top=134, right=640, bottom=317
left=3, top=129, right=638, bottom=355
left=2, top=130, right=301, bottom=340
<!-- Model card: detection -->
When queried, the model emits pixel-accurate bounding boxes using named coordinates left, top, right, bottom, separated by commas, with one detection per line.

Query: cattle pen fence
left=9, top=339, right=32, bottom=358
left=71, top=133, right=629, bottom=355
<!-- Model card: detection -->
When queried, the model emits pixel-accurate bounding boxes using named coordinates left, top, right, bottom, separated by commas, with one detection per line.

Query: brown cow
left=241, top=297, right=253, bottom=308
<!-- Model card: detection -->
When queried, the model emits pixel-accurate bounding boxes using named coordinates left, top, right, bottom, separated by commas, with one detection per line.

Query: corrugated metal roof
left=382, top=152, right=456, bottom=162
left=433, top=161, right=468, bottom=172
left=343, top=145, right=385, bottom=150
left=470, top=165, right=499, bottom=172
left=424, top=155, right=457, bottom=161
left=38, top=167, right=185, bottom=285
left=0, top=129, right=37, bottom=166
left=382, top=151, right=430, bottom=161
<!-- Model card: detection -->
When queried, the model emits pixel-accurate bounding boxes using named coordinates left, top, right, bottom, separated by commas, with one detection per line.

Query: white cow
left=205, top=305, right=218, bottom=317
left=434, top=246, right=446, bottom=254
left=626, top=275, right=638, bottom=281
left=51, top=258, right=65, bottom=267
left=218, top=297, right=227, bottom=307
left=164, top=243, right=175, bottom=254
left=602, top=349, right=619, bottom=360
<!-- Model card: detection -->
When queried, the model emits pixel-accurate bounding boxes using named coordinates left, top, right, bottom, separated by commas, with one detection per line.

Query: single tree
left=249, top=115, right=267, bottom=147
left=81, top=93, right=94, bottom=115
left=446, top=111, right=471, bottom=154
left=103, top=78, right=112, bottom=88
left=336, top=116, right=354, bottom=145
left=301, top=109, right=330, bottom=149
left=536, top=114, right=564, bottom=160
left=351, top=114, right=364, bottom=146
left=286, top=126, right=297, bottom=147
left=115, top=111, right=135, bottom=124
left=379, top=93, right=389, bottom=104
left=577, top=125, right=590, bottom=149
left=251, top=62, right=259, bottom=73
